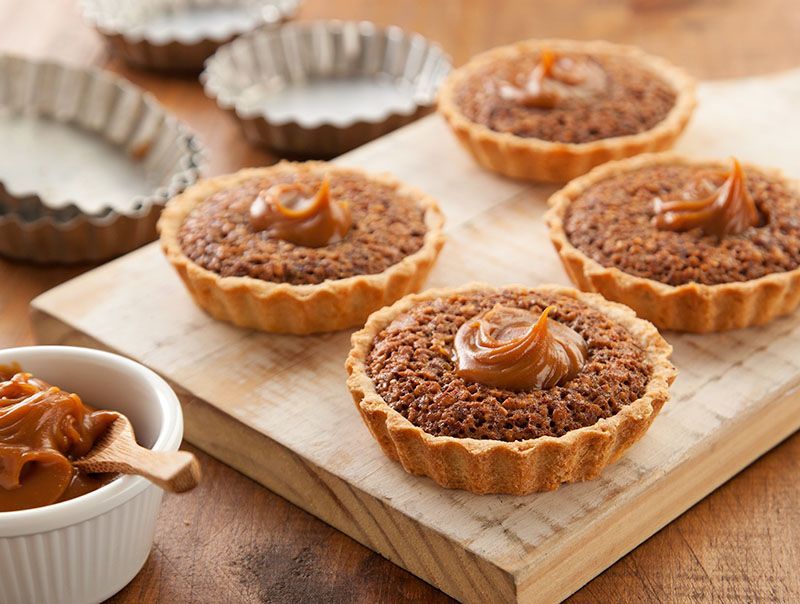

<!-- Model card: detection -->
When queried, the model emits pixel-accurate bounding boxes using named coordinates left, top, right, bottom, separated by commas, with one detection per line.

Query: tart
left=546, top=153, right=800, bottom=332
left=346, top=283, right=675, bottom=494
left=438, top=39, right=696, bottom=182
left=158, top=162, right=445, bottom=334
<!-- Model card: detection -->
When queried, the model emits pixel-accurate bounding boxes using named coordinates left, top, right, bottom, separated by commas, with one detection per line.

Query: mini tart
left=546, top=153, right=800, bottom=332
left=345, top=283, right=675, bottom=495
left=438, top=39, right=696, bottom=182
left=158, top=162, right=445, bottom=334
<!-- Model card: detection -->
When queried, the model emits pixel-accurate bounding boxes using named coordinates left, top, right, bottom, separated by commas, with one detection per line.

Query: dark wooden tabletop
left=1, top=0, right=799, bottom=601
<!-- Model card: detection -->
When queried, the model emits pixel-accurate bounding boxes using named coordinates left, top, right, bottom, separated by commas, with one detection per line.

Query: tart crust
left=158, top=162, right=445, bottom=334
left=438, top=39, right=697, bottom=183
left=345, top=283, right=675, bottom=495
left=546, top=153, right=800, bottom=332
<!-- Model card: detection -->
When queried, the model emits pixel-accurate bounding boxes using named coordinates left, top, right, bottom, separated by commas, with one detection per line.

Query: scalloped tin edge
left=80, top=0, right=301, bottom=72
left=201, top=20, right=453, bottom=157
left=0, top=54, right=204, bottom=264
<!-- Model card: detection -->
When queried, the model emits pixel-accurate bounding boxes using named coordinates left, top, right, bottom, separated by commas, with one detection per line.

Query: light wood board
left=30, top=69, right=800, bottom=604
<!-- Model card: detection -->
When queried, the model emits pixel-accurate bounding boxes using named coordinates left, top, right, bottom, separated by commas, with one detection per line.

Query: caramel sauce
left=0, top=365, right=118, bottom=512
left=653, top=158, right=760, bottom=237
left=498, top=48, right=607, bottom=108
left=454, top=305, right=588, bottom=391
left=249, top=175, right=352, bottom=247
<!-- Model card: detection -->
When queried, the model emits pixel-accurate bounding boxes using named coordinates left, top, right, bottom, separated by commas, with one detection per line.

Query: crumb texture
left=179, top=169, right=427, bottom=285
left=565, top=165, right=800, bottom=286
left=455, top=52, right=676, bottom=143
left=366, top=289, right=651, bottom=441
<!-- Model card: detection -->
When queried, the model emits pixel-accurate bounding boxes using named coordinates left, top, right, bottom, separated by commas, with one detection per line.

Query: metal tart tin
left=0, top=54, right=203, bottom=264
left=80, top=0, right=301, bottom=72
left=201, top=20, right=452, bottom=157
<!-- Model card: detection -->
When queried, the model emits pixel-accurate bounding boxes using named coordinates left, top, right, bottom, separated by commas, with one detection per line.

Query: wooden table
left=2, top=0, right=799, bottom=601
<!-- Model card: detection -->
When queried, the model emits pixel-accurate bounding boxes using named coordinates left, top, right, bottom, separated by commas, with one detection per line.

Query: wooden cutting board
left=30, top=69, right=800, bottom=604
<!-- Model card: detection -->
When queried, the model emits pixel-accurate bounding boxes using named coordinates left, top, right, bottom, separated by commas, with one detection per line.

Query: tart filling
left=178, top=167, right=427, bottom=286
left=563, top=159, right=800, bottom=286
left=366, top=289, right=651, bottom=441
left=455, top=48, right=676, bottom=144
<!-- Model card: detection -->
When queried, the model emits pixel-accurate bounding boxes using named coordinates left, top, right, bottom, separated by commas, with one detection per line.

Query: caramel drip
left=653, top=158, right=760, bottom=237
left=454, top=305, right=588, bottom=391
left=537, top=48, right=557, bottom=80
left=249, top=175, right=352, bottom=247
left=498, top=48, right=607, bottom=108
left=0, top=367, right=118, bottom=512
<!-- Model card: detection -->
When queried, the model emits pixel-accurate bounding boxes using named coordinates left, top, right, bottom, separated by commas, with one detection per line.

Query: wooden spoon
left=74, top=414, right=200, bottom=493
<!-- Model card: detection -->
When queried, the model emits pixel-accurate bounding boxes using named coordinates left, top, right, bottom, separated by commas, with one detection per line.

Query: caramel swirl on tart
left=454, top=304, right=587, bottom=390
left=546, top=153, right=800, bottom=332
left=652, top=158, right=760, bottom=237
left=346, top=284, right=675, bottom=494
left=498, top=48, right=607, bottom=109
left=249, top=175, right=352, bottom=248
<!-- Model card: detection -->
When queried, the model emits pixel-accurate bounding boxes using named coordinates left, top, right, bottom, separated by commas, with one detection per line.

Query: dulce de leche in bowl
left=0, top=345, right=185, bottom=604
left=0, top=364, right=121, bottom=512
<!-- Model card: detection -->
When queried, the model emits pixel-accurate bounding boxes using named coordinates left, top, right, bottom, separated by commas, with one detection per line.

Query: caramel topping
left=249, top=175, right=352, bottom=247
left=653, top=158, right=760, bottom=237
left=499, top=49, right=607, bottom=108
left=0, top=366, right=118, bottom=512
left=454, top=305, right=588, bottom=391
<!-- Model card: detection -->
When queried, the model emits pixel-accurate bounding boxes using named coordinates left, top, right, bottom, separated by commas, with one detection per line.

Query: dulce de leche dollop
left=499, top=48, right=607, bottom=109
left=455, top=305, right=588, bottom=391
left=0, top=365, right=118, bottom=512
left=653, top=158, right=761, bottom=237
left=249, top=174, right=352, bottom=247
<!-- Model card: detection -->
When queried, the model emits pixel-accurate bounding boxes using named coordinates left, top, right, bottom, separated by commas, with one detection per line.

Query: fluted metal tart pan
left=202, top=20, right=452, bottom=157
left=0, top=54, right=203, bottom=263
left=80, top=0, right=301, bottom=72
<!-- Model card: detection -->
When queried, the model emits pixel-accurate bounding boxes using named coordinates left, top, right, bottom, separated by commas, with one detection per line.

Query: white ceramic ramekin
left=0, top=346, right=184, bottom=604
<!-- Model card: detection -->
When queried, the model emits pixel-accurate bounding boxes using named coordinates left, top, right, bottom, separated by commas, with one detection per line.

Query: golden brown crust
left=345, top=283, right=675, bottom=495
left=437, top=39, right=697, bottom=183
left=545, top=153, right=800, bottom=332
left=158, top=162, right=446, bottom=334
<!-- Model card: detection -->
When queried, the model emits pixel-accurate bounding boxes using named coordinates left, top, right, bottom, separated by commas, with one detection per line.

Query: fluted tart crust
left=345, top=283, right=675, bottom=495
left=546, top=153, right=800, bottom=332
left=158, top=162, right=445, bottom=334
left=438, top=38, right=696, bottom=182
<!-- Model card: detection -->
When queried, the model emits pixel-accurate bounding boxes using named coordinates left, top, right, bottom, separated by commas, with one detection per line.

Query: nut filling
left=455, top=52, right=677, bottom=144
left=365, top=290, right=651, bottom=441
left=178, top=170, right=427, bottom=285
left=565, top=164, right=800, bottom=286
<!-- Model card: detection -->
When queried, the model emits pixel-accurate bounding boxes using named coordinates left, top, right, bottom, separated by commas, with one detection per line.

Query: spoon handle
left=75, top=449, right=201, bottom=493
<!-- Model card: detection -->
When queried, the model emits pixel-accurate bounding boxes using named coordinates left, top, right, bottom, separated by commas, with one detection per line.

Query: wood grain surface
left=2, top=0, right=800, bottom=602
left=29, top=69, right=800, bottom=602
